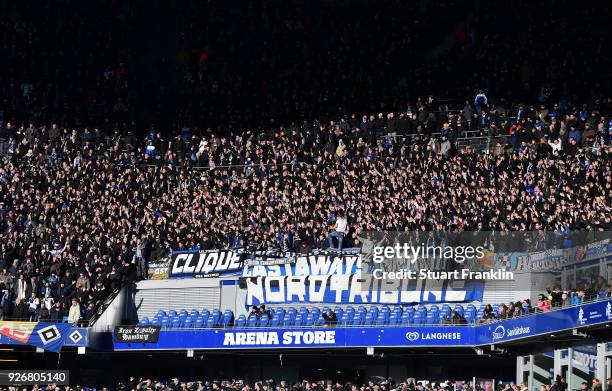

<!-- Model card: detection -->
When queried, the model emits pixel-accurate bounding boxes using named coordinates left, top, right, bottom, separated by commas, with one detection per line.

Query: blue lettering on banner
left=112, top=299, right=612, bottom=351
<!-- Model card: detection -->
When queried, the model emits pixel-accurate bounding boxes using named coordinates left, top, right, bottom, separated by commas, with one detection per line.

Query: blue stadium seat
left=439, top=312, right=451, bottom=324
left=465, top=313, right=475, bottom=324
left=247, top=317, right=258, bottom=328
left=183, top=317, right=194, bottom=329
left=413, top=313, right=424, bottom=325
left=304, top=315, right=315, bottom=326
left=201, top=309, right=210, bottom=317
left=235, top=315, right=246, bottom=328
left=221, top=314, right=233, bottom=327
left=363, top=313, right=375, bottom=326
left=282, top=314, right=294, bottom=327
left=426, top=314, right=438, bottom=325
left=375, top=313, right=388, bottom=325
left=190, top=309, right=199, bottom=317
left=178, top=309, right=188, bottom=316
left=351, top=313, right=363, bottom=326
left=168, top=310, right=177, bottom=317
left=440, top=308, right=451, bottom=319
left=210, top=311, right=221, bottom=324
left=206, top=316, right=217, bottom=328
left=194, top=317, right=204, bottom=328
left=170, top=318, right=181, bottom=329
left=400, top=313, right=412, bottom=325
left=339, top=313, right=351, bottom=326
left=388, top=314, right=399, bottom=326
left=138, top=317, right=150, bottom=326
left=161, top=316, right=170, bottom=327
left=454, top=305, right=464, bottom=316
left=294, top=314, right=304, bottom=327
left=270, top=316, right=281, bottom=327
left=156, top=310, right=166, bottom=318
left=315, top=314, right=325, bottom=326
left=257, top=317, right=269, bottom=327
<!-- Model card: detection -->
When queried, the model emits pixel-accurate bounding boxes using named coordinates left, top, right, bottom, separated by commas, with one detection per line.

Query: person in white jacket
left=68, top=298, right=81, bottom=325
left=548, top=138, right=562, bottom=154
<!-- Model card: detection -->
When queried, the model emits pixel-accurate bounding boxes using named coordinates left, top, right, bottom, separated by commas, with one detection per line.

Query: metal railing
left=132, top=295, right=612, bottom=331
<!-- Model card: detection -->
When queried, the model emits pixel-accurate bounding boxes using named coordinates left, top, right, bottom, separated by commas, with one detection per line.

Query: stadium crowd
left=1, top=94, right=610, bottom=323
left=0, top=0, right=611, bottom=324
left=5, top=375, right=612, bottom=391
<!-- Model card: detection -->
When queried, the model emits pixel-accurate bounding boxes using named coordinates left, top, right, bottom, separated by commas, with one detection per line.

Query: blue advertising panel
left=477, top=299, right=612, bottom=344
left=113, top=326, right=473, bottom=351
left=112, top=299, right=612, bottom=351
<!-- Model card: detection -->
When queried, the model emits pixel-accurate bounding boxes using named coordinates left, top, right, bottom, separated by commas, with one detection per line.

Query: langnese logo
left=405, top=332, right=419, bottom=341
left=405, top=331, right=462, bottom=342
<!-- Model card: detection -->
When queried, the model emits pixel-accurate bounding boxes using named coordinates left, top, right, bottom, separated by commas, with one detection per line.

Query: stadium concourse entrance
left=6, top=348, right=515, bottom=386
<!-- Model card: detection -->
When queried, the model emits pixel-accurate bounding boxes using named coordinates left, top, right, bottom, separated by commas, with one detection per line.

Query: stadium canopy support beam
left=567, top=348, right=574, bottom=391
left=515, top=356, right=523, bottom=385
left=528, top=354, right=534, bottom=391
left=553, top=348, right=562, bottom=378
left=596, top=342, right=606, bottom=383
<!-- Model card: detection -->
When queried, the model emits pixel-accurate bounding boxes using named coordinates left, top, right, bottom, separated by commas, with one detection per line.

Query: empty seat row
left=139, top=309, right=233, bottom=329
left=139, top=302, right=525, bottom=329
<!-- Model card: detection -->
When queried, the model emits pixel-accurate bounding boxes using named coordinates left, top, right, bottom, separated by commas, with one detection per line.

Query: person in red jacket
left=536, top=294, right=551, bottom=312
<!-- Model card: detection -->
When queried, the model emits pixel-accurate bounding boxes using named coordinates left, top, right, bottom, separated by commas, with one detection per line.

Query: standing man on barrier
left=327, top=211, right=348, bottom=252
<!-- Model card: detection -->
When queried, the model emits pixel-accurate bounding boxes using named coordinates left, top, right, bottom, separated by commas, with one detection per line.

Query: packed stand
left=1, top=92, right=611, bottom=323
left=0, top=376, right=552, bottom=391
left=6, top=376, right=606, bottom=391
left=2, top=1, right=611, bottom=131
left=0, top=0, right=611, bottom=325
